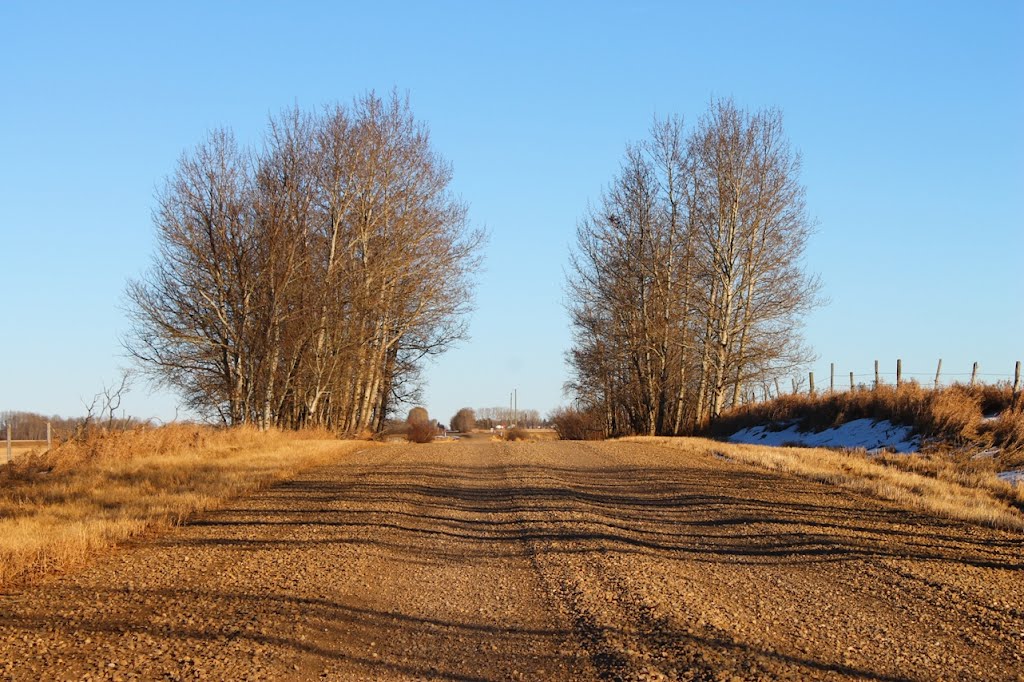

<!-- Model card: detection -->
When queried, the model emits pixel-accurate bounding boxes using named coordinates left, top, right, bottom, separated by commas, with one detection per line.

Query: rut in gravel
left=1, top=439, right=1022, bottom=681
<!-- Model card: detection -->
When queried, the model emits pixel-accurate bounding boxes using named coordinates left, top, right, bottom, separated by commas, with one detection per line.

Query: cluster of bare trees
left=127, top=92, right=484, bottom=433
left=566, top=98, right=821, bottom=436
left=1, top=412, right=75, bottom=440
left=474, top=407, right=543, bottom=429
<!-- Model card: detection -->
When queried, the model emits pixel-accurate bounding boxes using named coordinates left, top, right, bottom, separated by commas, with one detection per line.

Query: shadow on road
left=177, top=457, right=1023, bottom=572
left=2, top=441, right=1021, bottom=681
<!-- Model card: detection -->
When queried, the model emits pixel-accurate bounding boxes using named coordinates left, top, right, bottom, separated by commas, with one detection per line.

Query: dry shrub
left=551, top=406, right=605, bottom=441
left=406, top=420, right=436, bottom=443
left=504, top=426, right=529, bottom=441
left=975, top=382, right=1015, bottom=416
left=920, top=385, right=982, bottom=445
left=986, top=403, right=1024, bottom=454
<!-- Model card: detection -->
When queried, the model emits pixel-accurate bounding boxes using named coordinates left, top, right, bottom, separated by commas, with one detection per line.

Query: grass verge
left=707, top=382, right=1024, bottom=456
left=627, top=436, right=1024, bottom=531
left=0, top=425, right=373, bottom=588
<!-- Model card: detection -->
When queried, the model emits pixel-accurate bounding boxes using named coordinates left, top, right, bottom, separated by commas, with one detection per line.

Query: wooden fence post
left=47, top=421, right=52, bottom=450
left=934, top=359, right=942, bottom=390
left=830, top=363, right=835, bottom=392
left=896, top=359, right=902, bottom=388
left=1014, top=360, right=1021, bottom=396
left=6, top=423, right=10, bottom=464
left=849, top=371, right=854, bottom=391
left=874, top=360, right=880, bottom=390
left=809, top=372, right=815, bottom=395
left=970, top=362, right=978, bottom=386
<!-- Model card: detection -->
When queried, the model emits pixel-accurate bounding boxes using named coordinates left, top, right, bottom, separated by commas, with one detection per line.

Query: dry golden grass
left=0, top=425, right=372, bottom=588
left=627, top=436, right=1024, bottom=531
left=710, top=382, right=1023, bottom=452
left=3, top=440, right=48, bottom=461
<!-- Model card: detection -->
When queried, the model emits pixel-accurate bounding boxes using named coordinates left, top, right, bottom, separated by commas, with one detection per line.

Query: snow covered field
left=728, top=419, right=1024, bottom=485
left=728, top=418, right=919, bottom=453
left=997, top=470, right=1024, bottom=486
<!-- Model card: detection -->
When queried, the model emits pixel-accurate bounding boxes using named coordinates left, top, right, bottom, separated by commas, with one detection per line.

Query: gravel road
left=1, top=439, right=1021, bottom=681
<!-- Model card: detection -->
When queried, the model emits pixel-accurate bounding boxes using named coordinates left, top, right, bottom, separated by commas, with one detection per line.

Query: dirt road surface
left=1, top=439, right=1022, bottom=681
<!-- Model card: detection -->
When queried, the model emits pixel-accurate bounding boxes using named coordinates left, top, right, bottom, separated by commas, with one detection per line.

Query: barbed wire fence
left=746, top=359, right=1022, bottom=404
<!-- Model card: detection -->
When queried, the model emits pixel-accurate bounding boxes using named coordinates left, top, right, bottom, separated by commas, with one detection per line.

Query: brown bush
left=504, top=427, right=529, bottom=441
left=920, top=385, right=982, bottom=445
left=985, top=403, right=1024, bottom=454
left=551, top=406, right=605, bottom=441
left=975, top=382, right=1016, bottom=416
left=406, top=420, right=436, bottom=443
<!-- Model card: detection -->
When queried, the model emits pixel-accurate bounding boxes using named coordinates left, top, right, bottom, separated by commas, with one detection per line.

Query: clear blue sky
left=2, top=1, right=1021, bottom=424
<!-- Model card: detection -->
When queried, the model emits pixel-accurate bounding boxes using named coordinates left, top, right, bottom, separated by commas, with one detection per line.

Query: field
left=710, top=382, right=1024, bottom=465
left=0, top=426, right=370, bottom=588
left=0, top=435, right=1021, bottom=680
left=2, top=440, right=48, bottom=461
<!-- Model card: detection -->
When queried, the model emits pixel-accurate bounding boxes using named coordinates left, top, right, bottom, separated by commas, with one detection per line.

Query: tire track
left=1, top=439, right=1022, bottom=680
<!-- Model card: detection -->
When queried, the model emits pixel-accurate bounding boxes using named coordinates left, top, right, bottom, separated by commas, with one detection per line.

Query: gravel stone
left=0, top=440, right=1021, bottom=680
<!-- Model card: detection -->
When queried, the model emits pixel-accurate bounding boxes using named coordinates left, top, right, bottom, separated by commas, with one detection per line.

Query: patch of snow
left=982, top=412, right=1001, bottom=422
left=971, top=448, right=1000, bottom=460
left=728, top=418, right=919, bottom=454
left=997, top=470, right=1024, bottom=486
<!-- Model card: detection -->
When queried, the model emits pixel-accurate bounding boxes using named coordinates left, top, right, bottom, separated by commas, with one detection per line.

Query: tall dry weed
left=919, top=385, right=983, bottom=445
left=986, top=403, right=1024, bottom=456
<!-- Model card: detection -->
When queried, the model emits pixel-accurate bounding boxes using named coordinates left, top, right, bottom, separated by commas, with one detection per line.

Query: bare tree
left=125, top=128, right=258, bottom=425
left=566, top=99, right=820, bottom=434
left=126, top=92, right=485, bottom=433
left=687, top=100, right=819, bottom=421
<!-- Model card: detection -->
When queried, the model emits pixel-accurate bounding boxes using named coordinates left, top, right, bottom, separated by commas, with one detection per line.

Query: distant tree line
left=474, top=406, right=544, bottom=429
left=126, top=92, right=484, bottom=434
left=3, top=372, right=144, bottom=439
left=566, top=98, right=821, bottom=437
left=445, top=406, right=549, bottom=432
left=0, top=411, right=145, bottom=440
left=0, top=411, right=79, bottom=440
